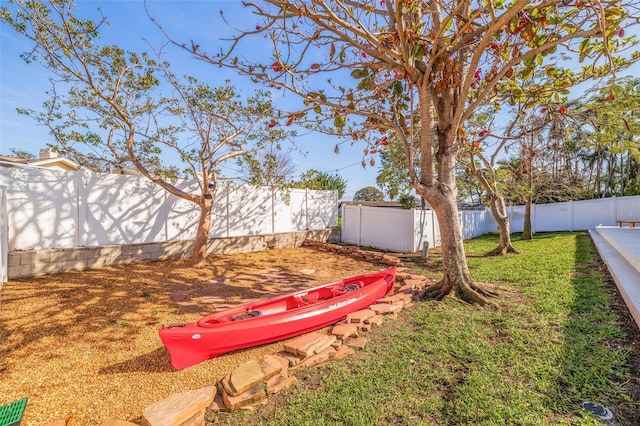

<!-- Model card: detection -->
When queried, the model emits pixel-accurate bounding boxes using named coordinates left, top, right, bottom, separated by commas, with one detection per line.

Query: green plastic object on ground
left=0, top=398, right=27, bottom=426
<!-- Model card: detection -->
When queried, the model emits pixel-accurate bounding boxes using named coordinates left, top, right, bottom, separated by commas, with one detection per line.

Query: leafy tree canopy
left=353, top=186, right=385, bottom=202
left=292, top=169, right=347, bottom=199
left=8, top=148, right=36, bottom=160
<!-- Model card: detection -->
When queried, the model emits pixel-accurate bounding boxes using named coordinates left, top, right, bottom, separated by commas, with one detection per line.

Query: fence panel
left=534, top=202, right=573, bottom=232
left=360, top=207, right=414, bottom=252
left=274, top=189, right=303, bottom=233
left=571, top=198, right=615, bottom=229
left=0, top=186, right=7, bottom=283
left=226, top=184, right=272, bottom=236
left=340, top=204, right=361, bottom=246
left=4, top=168, right=78, bottom=250
left=613, top=195, right=640, bottom=222
left=341, top=206, right=415, bottom=252
left=414, top=209, right=437, bottom=252
left=84, top=172, right=168, bottom=246
left=166, top=179, right=205, bottom=240
left=507, top=206, right=526, bottom=233
left=307, top=190, right=338, bottom=230
left=460, top=210, right=489, bottom=239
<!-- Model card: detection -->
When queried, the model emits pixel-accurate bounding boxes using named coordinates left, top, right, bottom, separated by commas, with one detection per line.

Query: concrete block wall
left=7, top=229, right=341, bottom=280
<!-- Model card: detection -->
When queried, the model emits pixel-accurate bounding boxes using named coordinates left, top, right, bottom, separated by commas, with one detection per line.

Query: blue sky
left=0, top=0, right=379, bottom=201
left=1, top=1, right=639, bottom=202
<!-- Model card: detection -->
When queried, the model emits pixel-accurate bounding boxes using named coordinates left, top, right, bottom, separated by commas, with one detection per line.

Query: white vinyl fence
left=0, top=167, right=337, bottom=253
left=0, top=186, right=7, bottom=283
left=342, top=195, right=640, bottom=253
left=341, top=205, right=488, bottom=252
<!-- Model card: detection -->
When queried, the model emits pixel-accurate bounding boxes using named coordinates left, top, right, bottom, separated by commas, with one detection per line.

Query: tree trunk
left=470, top=163, right=520, bottom=257
left=192, top=197, right=214, bottom=268
left=418, top=187, right=496, bottom=305
left=412, top=80, right=495, bottom=304
left=485, top=192, right=520, bottom=256
left=521, top=194, right=533, bottom=240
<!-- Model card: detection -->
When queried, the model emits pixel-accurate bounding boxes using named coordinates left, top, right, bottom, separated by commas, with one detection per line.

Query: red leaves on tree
left=558, top=106, right=568, bottom=115
left=271, top=62, right=283, bottom=72
left=606, top=91, right=617, bottom=102
left=478, top=129, right=488, bottom=137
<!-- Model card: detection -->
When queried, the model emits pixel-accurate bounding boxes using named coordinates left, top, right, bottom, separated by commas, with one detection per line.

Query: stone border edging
left=301, top=240, right=402, bottom=267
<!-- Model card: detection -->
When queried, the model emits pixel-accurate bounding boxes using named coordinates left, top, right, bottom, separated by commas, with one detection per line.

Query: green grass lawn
left=224, top=232, right=636, bottom=425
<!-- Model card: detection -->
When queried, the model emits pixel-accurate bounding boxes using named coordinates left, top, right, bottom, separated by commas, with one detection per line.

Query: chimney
left=39, top=148, right=58, bottom=160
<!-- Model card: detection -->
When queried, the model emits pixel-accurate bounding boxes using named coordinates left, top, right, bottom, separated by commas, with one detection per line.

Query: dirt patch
left=0, top=247, right=379, bottom=425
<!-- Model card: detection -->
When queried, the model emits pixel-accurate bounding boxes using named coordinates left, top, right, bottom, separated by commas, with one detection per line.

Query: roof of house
left=0, top=150, right=80, bottom=171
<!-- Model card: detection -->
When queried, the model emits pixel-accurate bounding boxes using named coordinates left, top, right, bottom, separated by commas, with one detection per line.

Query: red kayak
left=159, top=267, right=396, bottom=369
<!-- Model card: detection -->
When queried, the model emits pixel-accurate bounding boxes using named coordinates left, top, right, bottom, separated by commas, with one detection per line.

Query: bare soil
left=0, top=247, right=379, bottom=425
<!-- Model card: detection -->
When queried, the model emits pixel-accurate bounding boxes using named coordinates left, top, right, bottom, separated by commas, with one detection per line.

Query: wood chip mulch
left=0, top=247, right=378, bottom=425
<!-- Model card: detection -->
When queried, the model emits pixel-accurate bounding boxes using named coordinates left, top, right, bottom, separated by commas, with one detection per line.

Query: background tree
left=399, top=194, right=419, bottom=209
left=185, top=0, right=638, bottom=304
left=456, top=171, right=485, bottom=204
left=459, top=102, right=526, bottom=255
left=241, top=146, right=296, bottom=188
left=7, top=148, right=36, bottom=160
left=1, top=1, right=288, bottom=268
left=353, top=186, right=385, bottom=202
left=572, top=77, right=640, bottom=197
left=375, top=134, right=413, bottom=200
left=497, top=107, right=587, bottom=240
left=292, top=169, right=347, bottom=199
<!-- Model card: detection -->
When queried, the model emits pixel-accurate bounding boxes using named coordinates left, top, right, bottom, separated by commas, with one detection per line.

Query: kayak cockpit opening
left=231, top=310, right=262, bottom=321
left=339, top=284, right=360, bottom=292
left=332, top=281, right=363, bottom=295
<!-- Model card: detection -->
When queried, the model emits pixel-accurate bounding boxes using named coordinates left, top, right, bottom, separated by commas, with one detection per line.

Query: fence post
left=226, top=182, right=230, bottom=237
left=357, top=204, right=363, bottom=246
left=305, top=189, right=310, bottom=230
left=333, top=190, right=338, bottom=228
left=271, top=189, right=276, bottom=234
left=0, top=185, right=8, bottom=283
left=75, top=170, right=87, bottom=247
left=569, top=200, right=574, bottom=232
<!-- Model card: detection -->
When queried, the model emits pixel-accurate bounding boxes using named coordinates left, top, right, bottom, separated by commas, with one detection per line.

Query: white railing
left=0, top=167, right=337, bottom=252
left=342, top=195, right=640, bottom=253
